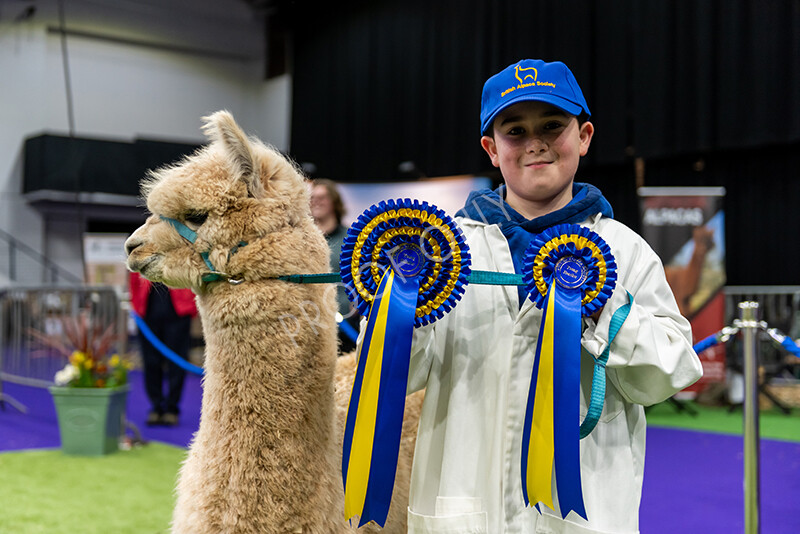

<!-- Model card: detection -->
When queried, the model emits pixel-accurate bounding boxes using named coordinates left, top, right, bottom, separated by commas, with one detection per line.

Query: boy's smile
left=480, top=100, right=594, bottom=220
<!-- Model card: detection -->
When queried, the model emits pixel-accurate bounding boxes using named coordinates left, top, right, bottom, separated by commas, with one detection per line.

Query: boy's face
left=480, top=100, right=594, bottom=219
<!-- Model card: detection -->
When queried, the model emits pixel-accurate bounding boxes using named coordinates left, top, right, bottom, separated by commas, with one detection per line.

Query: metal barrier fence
left=723, top=287, right=800, bottom=408
left=0, top=286, right=121, bottom=411
left=724, top=286, right=800, bottom=337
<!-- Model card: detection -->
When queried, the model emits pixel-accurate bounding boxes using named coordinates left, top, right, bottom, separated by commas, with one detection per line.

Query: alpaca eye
left=184, top=211, right=208, bottom=226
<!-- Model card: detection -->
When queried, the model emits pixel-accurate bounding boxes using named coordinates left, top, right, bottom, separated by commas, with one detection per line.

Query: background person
left=129, top=271, right=197, bottom=426
left=310, top=178, right=360, bottom=353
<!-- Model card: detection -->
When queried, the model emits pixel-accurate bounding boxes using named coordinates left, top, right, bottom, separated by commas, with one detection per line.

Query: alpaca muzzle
left=159, top=215, right=247, bottom=284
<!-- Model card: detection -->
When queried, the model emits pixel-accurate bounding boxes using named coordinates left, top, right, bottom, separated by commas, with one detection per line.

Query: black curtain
left=288, top=0, right=800, bottom=285
left=642, top=142, right=800, bottom=286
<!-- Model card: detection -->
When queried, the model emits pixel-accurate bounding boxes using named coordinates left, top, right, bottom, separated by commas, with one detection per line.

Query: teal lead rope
left=159, top=210, right=629, bottom=438
left=159, top=213, right=625, bottom=440
left=277, top=270, right=524, bottom=287
left=275, top=269, right=629, bottom=439
left=578, top=290, right=632, bottom=439
left=277, top=273, right=344, bottom=284
left=467, top=271, right=525, bottom=286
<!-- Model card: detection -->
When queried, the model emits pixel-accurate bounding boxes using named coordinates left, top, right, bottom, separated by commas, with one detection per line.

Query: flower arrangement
left=53, top=351, right=129, bottom=388
left=30, top=312, right=131, bottom=388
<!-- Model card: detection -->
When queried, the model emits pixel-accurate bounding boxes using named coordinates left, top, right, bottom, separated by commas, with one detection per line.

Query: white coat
left=405, top=213, right=703, bottom=534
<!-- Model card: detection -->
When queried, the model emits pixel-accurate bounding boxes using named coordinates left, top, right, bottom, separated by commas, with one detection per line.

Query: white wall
left=0, top=0, right=291, bottom=283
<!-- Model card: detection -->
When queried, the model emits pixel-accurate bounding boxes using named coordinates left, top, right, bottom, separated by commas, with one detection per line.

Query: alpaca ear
left=201, top=110, right=265, bottom=198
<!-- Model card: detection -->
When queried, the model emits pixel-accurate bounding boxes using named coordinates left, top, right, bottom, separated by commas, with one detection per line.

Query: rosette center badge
left=554, top=256, right=589, bottom=290
left=390, top=243, right=425, bottom=278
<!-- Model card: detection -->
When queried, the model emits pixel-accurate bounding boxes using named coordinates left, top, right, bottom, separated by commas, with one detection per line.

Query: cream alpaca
left=125, top=111, right=420, bottom=533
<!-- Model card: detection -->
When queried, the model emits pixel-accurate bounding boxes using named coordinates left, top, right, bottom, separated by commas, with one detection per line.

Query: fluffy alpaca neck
left=194, top=279, right=342, bottom=521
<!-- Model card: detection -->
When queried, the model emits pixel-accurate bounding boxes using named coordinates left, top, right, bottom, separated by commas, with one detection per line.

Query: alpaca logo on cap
left=501, top=62, right=557, bottom=98
left=515, top=64, right=538, bottom=84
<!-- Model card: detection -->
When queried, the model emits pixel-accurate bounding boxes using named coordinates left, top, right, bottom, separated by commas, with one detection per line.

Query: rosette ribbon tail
left=342, top=268, right=420, bottom=527
left=521, top=280, right=587, bottom=520
left=551, top=280, right=587, bottom=520
left=521, top=281, right=556, bottom=512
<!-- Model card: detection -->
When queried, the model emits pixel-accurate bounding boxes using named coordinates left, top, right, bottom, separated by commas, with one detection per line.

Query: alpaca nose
left=124, top=236, right=141, bottom=256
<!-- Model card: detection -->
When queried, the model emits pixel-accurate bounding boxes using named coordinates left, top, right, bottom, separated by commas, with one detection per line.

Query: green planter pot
left=48, top=385, right=129, bottom=456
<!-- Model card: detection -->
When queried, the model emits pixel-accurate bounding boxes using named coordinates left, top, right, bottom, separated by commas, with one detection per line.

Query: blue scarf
left=456, top=182, right=614, bottom=306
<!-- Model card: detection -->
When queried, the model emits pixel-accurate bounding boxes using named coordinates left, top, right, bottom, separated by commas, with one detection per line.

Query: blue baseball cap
left=480, top=59, right=591, bottom=135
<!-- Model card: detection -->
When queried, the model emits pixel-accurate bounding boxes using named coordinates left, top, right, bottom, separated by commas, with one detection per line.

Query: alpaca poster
left=638, top=187, right=727, bottom=394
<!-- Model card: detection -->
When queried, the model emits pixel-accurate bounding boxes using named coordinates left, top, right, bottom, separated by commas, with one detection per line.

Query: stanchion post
left=739, top=301, right=760, bottom=534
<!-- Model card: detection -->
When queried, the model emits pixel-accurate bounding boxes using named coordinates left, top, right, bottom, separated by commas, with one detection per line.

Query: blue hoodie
left=456, top=182, right=614, bottom=305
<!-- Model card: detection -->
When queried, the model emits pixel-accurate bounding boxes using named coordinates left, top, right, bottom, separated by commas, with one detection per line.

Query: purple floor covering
left=0, top=370, right=201, bottom=451
left=1, top=374, right=798, bottom=533
left=641, top=427, right=799, bottom=533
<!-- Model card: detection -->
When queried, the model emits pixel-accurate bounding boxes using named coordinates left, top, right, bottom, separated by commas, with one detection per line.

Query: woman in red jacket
left=129, top=272, right=198, bottom=426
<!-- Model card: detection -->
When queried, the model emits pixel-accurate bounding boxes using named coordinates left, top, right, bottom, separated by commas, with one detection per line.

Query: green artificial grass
left=0, top=442, right=186, bottom=534
left=1, top=404, right=797, bottom=533
left=646, top=400, right=800, bottom=442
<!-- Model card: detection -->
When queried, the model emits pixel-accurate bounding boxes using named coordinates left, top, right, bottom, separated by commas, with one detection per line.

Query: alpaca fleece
left=125, top=111, right=421, bottom=533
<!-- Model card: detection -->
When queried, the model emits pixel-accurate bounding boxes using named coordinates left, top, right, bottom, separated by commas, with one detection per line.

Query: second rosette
left=519, top=223, right=618, bottom=522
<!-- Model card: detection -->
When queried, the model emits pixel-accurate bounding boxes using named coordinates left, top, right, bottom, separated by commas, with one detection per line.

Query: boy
left=405, top=59, right=703, bottom=533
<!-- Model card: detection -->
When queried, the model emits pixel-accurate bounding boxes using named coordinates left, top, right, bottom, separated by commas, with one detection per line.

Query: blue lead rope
left=131, top=311, right=204, bottom=376
left=693, top=333, right=719, bottom=354
left=338, top=317, right=360, bottom=343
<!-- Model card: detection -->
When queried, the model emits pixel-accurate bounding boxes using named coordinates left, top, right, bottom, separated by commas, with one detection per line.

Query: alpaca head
left=125, top=111, right=316, bottom=291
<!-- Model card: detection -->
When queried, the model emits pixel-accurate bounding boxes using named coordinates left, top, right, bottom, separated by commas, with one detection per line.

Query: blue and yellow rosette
left=339, top=198, right=471, bottom=527
left=519, top=223, right=617, bottom=520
